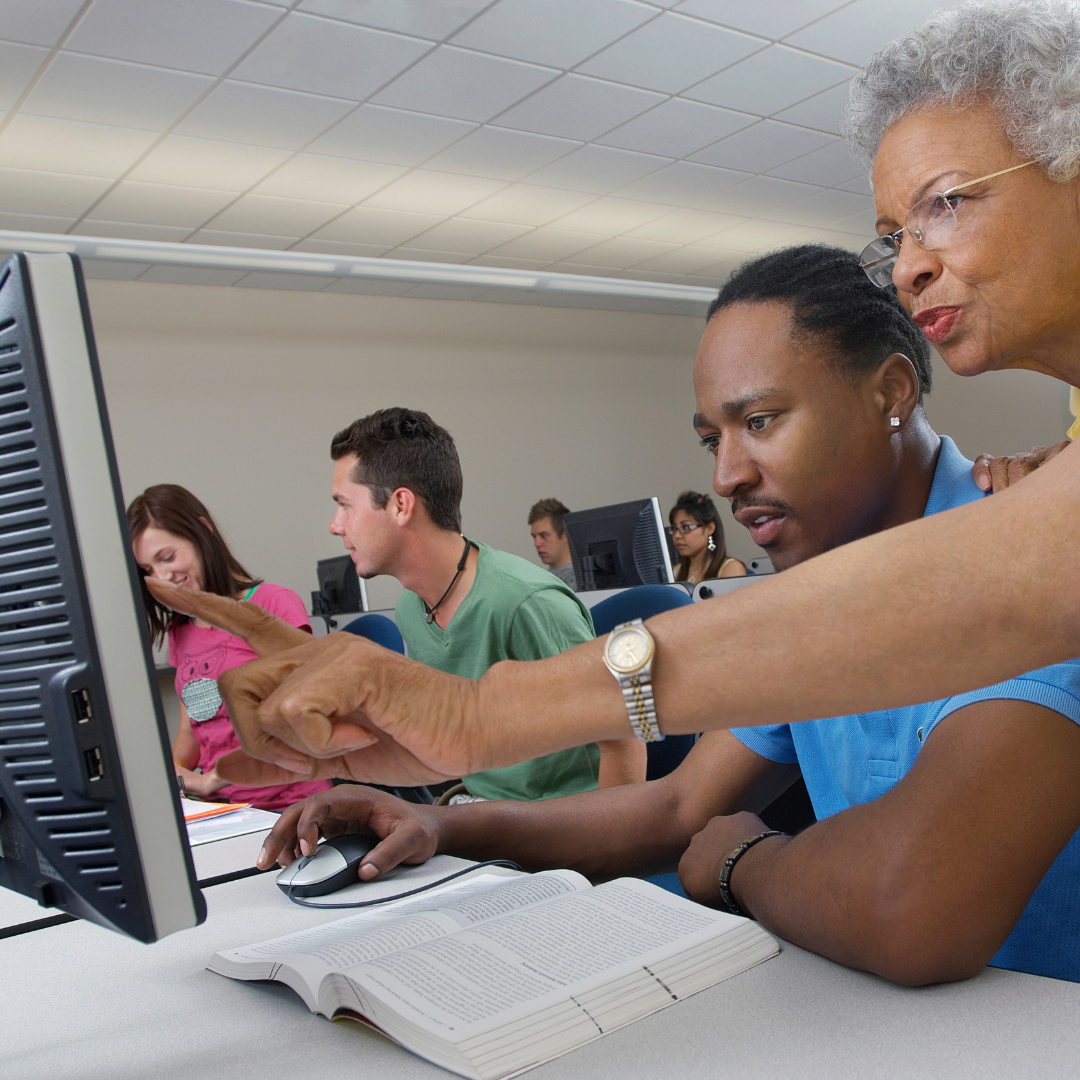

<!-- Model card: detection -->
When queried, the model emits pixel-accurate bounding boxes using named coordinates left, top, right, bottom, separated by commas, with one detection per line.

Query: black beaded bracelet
left=717, top=830, right=785, bottom=919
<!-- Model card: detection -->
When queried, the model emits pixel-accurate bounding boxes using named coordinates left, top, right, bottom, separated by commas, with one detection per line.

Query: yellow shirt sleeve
left=1070, top=386, right=1080, bottom=441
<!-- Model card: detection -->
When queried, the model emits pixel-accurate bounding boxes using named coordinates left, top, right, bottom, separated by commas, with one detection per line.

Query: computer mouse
left=275, top=834, right=379, bottom=897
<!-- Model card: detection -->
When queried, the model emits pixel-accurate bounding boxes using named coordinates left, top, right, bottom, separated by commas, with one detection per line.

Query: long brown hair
left=127, top=485, right=260, bottom=647
left=669, top=490, right=729, bottom=582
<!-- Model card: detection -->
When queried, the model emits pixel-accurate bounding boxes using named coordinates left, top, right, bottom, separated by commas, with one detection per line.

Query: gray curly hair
left=842, top=0, right=1080, bottom=182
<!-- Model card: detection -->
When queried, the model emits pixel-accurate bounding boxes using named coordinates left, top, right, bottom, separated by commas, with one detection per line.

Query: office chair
left=590, top=585, right=697, bottom=781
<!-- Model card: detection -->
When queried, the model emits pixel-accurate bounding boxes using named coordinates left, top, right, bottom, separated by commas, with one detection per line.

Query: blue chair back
left=590, top=585, right=697, bottom=781
left=341, top=613, right=405, bottom=654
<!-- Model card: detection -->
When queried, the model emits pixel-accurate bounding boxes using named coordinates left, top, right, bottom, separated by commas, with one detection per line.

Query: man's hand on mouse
left=258, top=786, right=441, bottom=883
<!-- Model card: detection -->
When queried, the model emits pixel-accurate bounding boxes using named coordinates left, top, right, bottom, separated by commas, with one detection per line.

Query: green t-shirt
left=395, top=542, right=601, bottom=801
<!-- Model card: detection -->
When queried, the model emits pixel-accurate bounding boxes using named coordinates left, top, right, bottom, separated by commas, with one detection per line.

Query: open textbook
left=209, top=869, right=778, bottom=1080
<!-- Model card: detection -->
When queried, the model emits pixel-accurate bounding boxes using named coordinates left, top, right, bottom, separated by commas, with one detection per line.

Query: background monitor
left=0, top=252, right=205, bottom=942
left=564, top=497, right=674, bottom=592
left=311, top=554, right=367, bottom=629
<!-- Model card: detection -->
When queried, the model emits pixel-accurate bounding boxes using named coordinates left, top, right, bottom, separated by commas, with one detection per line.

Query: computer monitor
left=564, top=497, right=674, bottom=591
left=311, top=554, right=367, bottom=629
left=0, top=252, right=205, bottom=942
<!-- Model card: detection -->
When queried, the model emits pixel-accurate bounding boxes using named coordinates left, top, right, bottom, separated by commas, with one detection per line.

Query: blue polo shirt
left=731, top=436, right=1080, bottom=983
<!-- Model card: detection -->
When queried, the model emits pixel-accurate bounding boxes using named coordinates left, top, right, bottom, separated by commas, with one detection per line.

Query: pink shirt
left=168, top=582, right=331, bottom=812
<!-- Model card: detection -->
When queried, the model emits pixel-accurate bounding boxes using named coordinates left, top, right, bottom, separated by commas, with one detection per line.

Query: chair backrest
left=340, top=613, right=405, bottom=654
left=590, top=585, right=697, bottom=781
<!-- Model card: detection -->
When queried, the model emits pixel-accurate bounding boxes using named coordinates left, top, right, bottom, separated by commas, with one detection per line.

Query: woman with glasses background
left=669, top=491, right=745, bottom=585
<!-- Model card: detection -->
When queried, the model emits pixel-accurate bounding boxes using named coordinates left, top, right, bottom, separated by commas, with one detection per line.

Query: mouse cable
left=285, top=859, right=524, bottom=909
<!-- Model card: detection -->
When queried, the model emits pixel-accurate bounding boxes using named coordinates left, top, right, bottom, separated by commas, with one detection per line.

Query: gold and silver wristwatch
left=602, top=618, right=664, bottom=743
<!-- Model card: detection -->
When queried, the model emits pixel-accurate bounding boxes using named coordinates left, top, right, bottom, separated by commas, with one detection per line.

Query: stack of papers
left=179, top=797, right=279, bottom=846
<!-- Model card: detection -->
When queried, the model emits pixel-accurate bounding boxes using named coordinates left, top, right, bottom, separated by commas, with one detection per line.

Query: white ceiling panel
left=22, top=53, right=214, bottom=129
left=450, top=0, right=655, bottom=69
left=422, top=126, right=580, bottom=181
left=684, top=44, right=853, bottom=116
left=525, top=144, right=670, bottom=194
left=613, top=160, right=747, bottom=205
left=64, top=0, right=281, bottom=76
left=550, top=196, right=669, bottom=234
left=404, top=218, right=532, bottom=253
left=577, top=12, right=764, bottom=94
left=291, top=238, right=392, bottom=257
left=488, top=228, right=608, bottom=262
left=174, top=80, right=354, bottom=149
left=91, top=181, right=238, bottom=227
left=0, top=167, right=111, bottom=216
left=312, top=205, right=445, bottom=246
left=129, top=135, right=289, bottom=190
left=364, top=169, right=505, bottom=215
left=0, top=42, right=48, bottom=110
left=563, top=235, right=677, bottom=267
left=626, top=207, right=744, bottom=243
left=0, top=116, right=157, bottom=177
left=469, top=255, right=550, bottom=270
left=696, top=174, right=819, bottom=216
left=831, top=206, right=877, bottom=237
left=495, top=74, right=664, bottom=142
left=206, top=193, right=348, bottom=235
left=697, top=218, right=805, bottom=252
left=629, top=244, right=734, bottom=274
left=139, top=265, right=249, bottom=285
left=596, top=98, right=754, bottom=158
left=253, top=155, right=406, bottom=203
left=188, top=229, right=297, bottom=248
left=834, top=172, right=873, bottom=196
left=73, top=220, right=192, bottom=242
left=768, top=139, right=863, bottom=186
left=385, top=247, right=474, bottom=263
left=772, top=81, right=851, bottom=135
left=674, top=0, right=847, bottom=40
left=371, top=45, right=557, bottom=122
left=231, top=13, right=433, bottom=100
left=0, top=211, right=78, bottom=232
left=308, top=105, right=476, bottom=166
left=763, top=188, right=874, bottom=227
left=458, top=184, right=597, bottom=226
left=691, top=120, right=834, bottom=173
left=0, top=0, right=85, bottom=47
left=297, top=0, right=490, bottom=41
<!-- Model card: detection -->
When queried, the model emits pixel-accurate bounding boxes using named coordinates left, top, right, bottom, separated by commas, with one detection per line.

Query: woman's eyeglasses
left=673, top=522, right=703, bottom=535
left=859, top=160, right=1035, bottom=288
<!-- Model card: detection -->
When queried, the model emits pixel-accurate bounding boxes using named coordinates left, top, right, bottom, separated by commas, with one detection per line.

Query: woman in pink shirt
left=128, top=484, right=331, bottom=812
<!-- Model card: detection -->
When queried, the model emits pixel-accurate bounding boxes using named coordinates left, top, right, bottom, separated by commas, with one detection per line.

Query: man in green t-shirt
left=328, top=408, right=645, bottom=800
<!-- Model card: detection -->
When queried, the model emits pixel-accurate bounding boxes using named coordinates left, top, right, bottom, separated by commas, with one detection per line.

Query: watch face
left=606, top=627, right=652, bottom=674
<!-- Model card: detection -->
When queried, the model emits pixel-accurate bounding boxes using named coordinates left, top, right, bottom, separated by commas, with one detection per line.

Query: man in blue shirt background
left=260, top=245, right=1080, bottom=987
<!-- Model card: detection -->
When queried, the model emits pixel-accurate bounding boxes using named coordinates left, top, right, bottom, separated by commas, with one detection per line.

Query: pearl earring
left=889, top=416, right=901, bottom=428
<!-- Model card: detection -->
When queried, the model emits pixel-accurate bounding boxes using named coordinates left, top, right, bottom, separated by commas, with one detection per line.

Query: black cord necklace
left=423, top=535, right=473, bottom=624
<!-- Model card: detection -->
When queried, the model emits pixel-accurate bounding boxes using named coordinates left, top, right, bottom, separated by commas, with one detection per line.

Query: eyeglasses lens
left=906, top=192, right=959, bottom=248
left=858, top=235, right=899, bottom=288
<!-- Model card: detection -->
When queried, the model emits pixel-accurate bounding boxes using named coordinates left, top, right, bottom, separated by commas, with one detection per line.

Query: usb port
left=72, top=689, right=92, bottom=724
left=84, top=746, right=104, bottom=782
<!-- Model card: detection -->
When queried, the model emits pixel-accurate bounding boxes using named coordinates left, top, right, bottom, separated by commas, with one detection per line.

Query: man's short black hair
left=707, top=245, right=933, bottom=399
left=331, top=408, right=463, bottom=532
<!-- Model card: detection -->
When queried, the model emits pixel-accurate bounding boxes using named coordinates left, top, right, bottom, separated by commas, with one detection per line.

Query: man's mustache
left=730, top=497, right=796, bottom=517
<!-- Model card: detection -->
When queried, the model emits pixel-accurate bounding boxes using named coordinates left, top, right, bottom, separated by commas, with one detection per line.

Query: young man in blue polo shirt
left=259, top=246, right=1080, bottom=987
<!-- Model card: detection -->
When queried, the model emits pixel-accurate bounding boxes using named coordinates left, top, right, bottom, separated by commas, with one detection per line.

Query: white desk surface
left=2, top=858, right=1079, bottom=1080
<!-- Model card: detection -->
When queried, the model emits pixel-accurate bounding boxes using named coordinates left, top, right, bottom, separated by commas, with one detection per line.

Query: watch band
left=621, top=670, right=662, bottom=743
left=717, top=830, right=784, bottom=918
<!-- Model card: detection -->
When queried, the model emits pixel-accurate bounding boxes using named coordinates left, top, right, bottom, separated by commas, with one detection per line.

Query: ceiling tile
left=468, top=255, right=550, bottom=271
left=791, top=224, right=864, bottom=253
left=128, top=135, right=289, bottom=189
left=253, top=155, right=405, bottom=203
left=385, top=247, right=474, bottom=263
left=91, top=180, right=238, bottom=227
left=577, top=12, right=764, bottom=94
left=549, top=196, right=670, bottom=233
left=685, top=252, right=744, bottom=278
left=0, top=41, right=48, bottom=110
left=206, top=193, right=348, bottom=235
left=630, top=243, right=735, bottom=274
left=291, top=238, right=392, bottom=257
left=830, top=206, right=877, bottom=236
left=0, top=116, right=157, bottom=177
left=174, top=80, right=354, bottom=149
left=235, top=271, right=335, bottom=290
left=625, top=207, right=744, bottom=243
left=449, top=0, right=655, bottom=69
left=496, top=74, right=663, bottom=141
left=423, top=126, right=579, bottom=181
left=64, top=0, right=281, bottom=76
left=695, top=175, right=819, bottom=215
left=404, top=218, right=532, bottom=254
left=231, top=12, right=433, bottom=100
left=767, top=139, right=863, bottom=186
left=312, top=205, right=445, bottom=245
left=773, top=81, right=851, bottom=135
left=683, top=44, right=853, bottom=116
left=188, top=230, right=296, bottom=248
left=596, top=98, right=755, bottom=158
left=613, top=160, right=748, bottom=204
left=763, top=188, right=874, bottom=227
left=74, top=220, right=192, bottom=241
left=0, top=0, right=84, bottom=46
left=364, top=170, right=505, bottom=215
left=297, top=0, right=489, bottom=41
left=834, top=172, right=873, bottom=196
left=695, top=218, right=804, bottom=251
left=0, top=167, right=111, bottom=216
left=139, top=265, right=249, bottom=285
left=23, top=53, right=214, bottom=128
left=690, top=120, right=834, bottom=173
left=525, top=144, right=670, bottom=194
left=308, top=105, right=476, bottom=166
left=674, top=0, right=845, bottom=40
left=563, top=235, right=677, bottom=266
left=0, top=211, right=77, bottom=232
left=371, top=45, right=557, bottom=122
left=783, top=0, right=961, bottom=67
left=459, top=184, right=597, bottom=226
left=487, top=228, right=608, bottom=262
